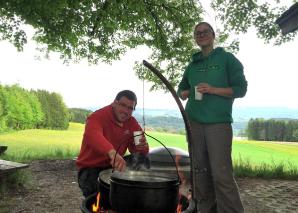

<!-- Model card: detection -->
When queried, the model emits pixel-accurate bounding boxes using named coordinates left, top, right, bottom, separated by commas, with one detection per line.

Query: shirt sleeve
left=226, top=53, right=248, bottom=98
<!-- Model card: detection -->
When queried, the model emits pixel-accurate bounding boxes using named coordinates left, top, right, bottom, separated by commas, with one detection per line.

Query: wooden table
left=0, top=159, right=29, bottom=175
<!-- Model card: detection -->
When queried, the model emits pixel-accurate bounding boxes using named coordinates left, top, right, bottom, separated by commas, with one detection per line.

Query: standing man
left=76, top=90, right=149, bottom=209
left=178, top=22, right=247, bottom=213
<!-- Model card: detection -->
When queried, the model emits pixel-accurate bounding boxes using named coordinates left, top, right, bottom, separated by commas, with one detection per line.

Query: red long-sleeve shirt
left=76, top=105, right=148, bottom=170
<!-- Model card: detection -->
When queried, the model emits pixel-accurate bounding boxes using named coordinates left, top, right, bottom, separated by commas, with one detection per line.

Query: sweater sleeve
left=226, top=53, right=248, bottom=98
left=83, top=115, right=114, bottom=155
left=177, top=66, right=191, bottom=98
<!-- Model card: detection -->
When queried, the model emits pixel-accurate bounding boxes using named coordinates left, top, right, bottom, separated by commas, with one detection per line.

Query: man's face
left=194, top=24, right=215, bottom=48
left=112, top=96, right=135, bottom=123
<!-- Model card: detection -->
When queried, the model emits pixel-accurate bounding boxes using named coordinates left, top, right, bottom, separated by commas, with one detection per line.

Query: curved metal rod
left=142, top=60, right=196, bottom=206
left=112, top=132, right=181, bottom=184
left=144, top=132, right=181, bottom=184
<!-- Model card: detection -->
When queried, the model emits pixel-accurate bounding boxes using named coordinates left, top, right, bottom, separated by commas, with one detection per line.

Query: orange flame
left=92, top=192, right=101, bottom=212
left=176, top=194, right=182, bottom=213
left=176, top=205, right=182, bottom=213
left=175, top=154, right=183, bottom=213
left=175, top=152, right=190, bottom=213
left=175, top=152, right=187, bottom=188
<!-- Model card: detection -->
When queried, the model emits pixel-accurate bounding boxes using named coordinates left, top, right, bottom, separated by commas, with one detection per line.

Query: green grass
left=145, top=131, right=298, bottom=168
left=232, top=140, right=298, bottom=169
left=0, top=123, right=297, bottom=179
left=145, top=131, right=188, bottom=149
left=0, top=123, right=83, bottom=162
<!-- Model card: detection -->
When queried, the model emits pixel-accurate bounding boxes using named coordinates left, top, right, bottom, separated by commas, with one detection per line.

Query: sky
left=1, top=3, right=298, bottom=111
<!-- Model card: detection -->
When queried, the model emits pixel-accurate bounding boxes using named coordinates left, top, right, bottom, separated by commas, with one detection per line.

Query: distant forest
left=0, top=84, right=69, bottom=132
left=2, top=84, right=298, bottom=142
left=247, top=118, right=298, bottom=142
left=68, top=108, right=187, bottom=134
left=68, top=108, right=92, bottom=124
left=69, top=108, right=298, bottom=143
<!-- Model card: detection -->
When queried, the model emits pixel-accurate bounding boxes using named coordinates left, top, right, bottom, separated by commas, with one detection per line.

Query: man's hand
left=180, top=90, right=190, bottom=100
left=108, top=149, right=126, bottom=172
left=197, top=83, right=214, bottom=94
left=197, top=83, right=233, bottom=97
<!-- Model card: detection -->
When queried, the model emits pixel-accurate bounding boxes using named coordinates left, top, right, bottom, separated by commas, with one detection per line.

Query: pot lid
left=110, top=170, right=179, bottom=188
left=149, top=147, right=190, bottom=166
left=98, top=168, right=113, bottom=185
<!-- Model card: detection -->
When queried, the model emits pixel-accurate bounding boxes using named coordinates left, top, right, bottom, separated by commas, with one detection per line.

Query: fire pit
left=81, top=190, right=190, bottom=213
left=109, top=170, right=180, bottom=213
left=80, top=150, right=193, bottom=213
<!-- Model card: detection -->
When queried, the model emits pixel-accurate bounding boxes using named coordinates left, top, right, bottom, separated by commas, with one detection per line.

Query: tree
left=34, top=90, right=51, bottom=128
left=246, top=118, right=266, bottom=140
left=0, top=0, right=296, bottom=89
left=69, top=108, right=92, bottom=124
left=48, top=92, right=69, bottom=129
left=0, top=85, right=7, bottom=131
left=27, top=90, right=44, bottom=128
left=34, top=90, right=69, bottom=130
left=0, top=84, right=44, bottom=130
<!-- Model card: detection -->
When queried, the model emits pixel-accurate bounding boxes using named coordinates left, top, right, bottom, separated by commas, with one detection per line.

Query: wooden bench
left=0, top=159, right=29, bottom=176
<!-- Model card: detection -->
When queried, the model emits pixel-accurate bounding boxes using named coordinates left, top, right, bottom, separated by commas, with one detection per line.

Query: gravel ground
left=0, top=160, right=297, bottom=213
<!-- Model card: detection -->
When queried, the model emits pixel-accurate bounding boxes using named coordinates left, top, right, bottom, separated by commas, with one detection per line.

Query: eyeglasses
left=194, top=29, right=213, bottom=37
left=117, top=101, right=135, bottom=111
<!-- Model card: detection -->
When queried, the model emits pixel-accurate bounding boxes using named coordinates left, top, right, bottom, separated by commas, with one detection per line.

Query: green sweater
left=178, top=47, right=247, bottom=123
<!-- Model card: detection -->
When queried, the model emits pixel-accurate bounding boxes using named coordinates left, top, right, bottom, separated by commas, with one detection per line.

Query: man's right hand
left=107, top=149, right=126, bottom=172
left=180, top=90, right=190, bottom=100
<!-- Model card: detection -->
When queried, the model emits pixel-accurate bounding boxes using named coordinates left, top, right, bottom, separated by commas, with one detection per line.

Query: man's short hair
left=115, top=90, right=137, bottom=107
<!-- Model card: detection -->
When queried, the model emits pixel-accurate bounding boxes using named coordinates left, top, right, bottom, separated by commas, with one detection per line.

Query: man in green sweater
left=178, top=22, right=247, bottom=213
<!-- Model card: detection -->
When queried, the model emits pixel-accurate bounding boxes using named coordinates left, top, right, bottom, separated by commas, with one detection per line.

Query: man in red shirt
left=76, top=90, right=149, bottom=208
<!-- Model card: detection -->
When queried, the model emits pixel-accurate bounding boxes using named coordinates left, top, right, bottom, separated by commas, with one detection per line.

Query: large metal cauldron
left=109, top=170, right=180, bottom=213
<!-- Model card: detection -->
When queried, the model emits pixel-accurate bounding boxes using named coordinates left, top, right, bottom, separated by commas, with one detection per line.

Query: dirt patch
left=1, top=160, right=83, bottom=213
left=1, top=160, right=297, bottom=213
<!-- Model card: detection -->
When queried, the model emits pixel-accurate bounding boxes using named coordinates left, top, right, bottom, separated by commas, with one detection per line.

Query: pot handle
left=112, top=133, right=181, bottom=184
left=144, top=132, right=182, bottom=184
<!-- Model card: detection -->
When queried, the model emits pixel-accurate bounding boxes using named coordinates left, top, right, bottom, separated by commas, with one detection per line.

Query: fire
left=175, top=154, right=184, bottom=213
left=92, top=192, right=101, bottom=212
left=176, top=194, right=183, bottom=213
left=175, top=152, right=192, bottom=213
left=175, top=152, right=187, bottom=191
left=91, top=192, right=109, bottom=213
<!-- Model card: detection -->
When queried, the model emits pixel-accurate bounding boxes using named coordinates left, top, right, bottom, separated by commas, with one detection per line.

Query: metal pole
left=142, top=60, right=197, bottom=212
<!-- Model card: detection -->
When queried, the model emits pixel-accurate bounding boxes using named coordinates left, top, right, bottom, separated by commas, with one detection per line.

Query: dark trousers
left=78, top=167, right=112, bottom=209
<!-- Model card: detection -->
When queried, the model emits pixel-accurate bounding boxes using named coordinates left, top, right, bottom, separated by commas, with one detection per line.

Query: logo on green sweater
left=195, top=64, right=219, bottom=72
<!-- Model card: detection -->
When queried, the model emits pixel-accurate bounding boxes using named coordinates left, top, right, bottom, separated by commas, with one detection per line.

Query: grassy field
left=0, top=123, right=297, bottom=174
left=0, top=123, right=84, bottom=161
